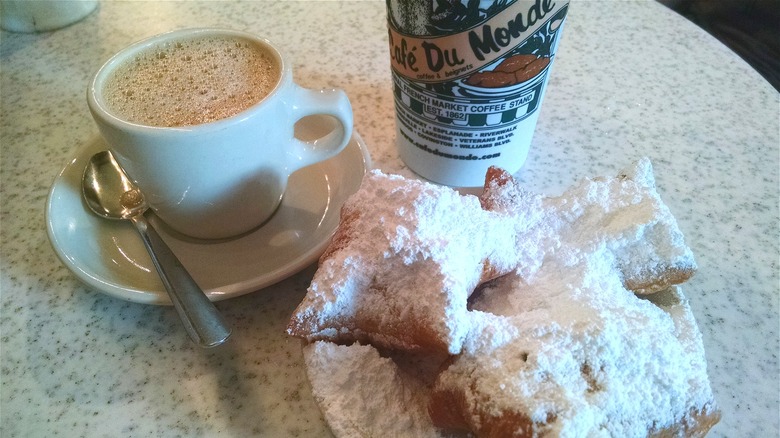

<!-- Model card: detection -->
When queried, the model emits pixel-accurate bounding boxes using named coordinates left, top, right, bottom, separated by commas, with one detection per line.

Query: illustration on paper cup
left=465, top=55, right=550, bottom=88
left=454, top=11, right=565, bottom=97
left=386, top=0, right=570, bottom=186
left=459, top=54, right=551, bottom=96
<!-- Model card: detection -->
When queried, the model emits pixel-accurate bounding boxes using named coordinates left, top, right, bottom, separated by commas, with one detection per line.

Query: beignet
left=292, top=159, right=718, bottom=437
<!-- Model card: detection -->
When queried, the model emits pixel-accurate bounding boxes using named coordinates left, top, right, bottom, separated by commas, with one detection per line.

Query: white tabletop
left=1, top=1, right=778, bottom=437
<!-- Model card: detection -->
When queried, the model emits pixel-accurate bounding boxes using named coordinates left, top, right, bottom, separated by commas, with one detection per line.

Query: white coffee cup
left=87, top=28, right=353, bottom=240
left=0, top=0, right=98, bottom=33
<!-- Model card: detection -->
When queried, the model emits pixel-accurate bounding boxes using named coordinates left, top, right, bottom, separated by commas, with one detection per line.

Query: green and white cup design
left=388, top=0, right=569, bottom=186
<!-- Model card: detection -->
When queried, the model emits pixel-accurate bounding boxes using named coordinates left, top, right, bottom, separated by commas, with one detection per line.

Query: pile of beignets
left=288, top=159, right=720, bottom=437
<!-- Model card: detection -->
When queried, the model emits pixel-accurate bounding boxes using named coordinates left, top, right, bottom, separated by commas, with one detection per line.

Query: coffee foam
left=102, top=35, right=280, bottom=127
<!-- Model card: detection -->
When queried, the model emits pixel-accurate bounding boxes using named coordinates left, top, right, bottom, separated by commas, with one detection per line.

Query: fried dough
left=293, top=160, right=718, bottom=437
left=289, top=159, right=696, bottom=355
left=288, top=171, right=521, bottom=354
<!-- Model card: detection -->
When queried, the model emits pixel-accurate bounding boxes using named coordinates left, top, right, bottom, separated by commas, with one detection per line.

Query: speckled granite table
left=1, top=1, right=777, bottom=437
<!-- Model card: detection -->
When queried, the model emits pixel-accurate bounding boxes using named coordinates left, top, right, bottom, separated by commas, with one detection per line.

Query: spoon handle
left=130, top=214, right=232, bottom=347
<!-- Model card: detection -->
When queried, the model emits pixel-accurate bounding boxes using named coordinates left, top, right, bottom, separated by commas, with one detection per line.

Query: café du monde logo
left=388, top=0, right=565, bottom=83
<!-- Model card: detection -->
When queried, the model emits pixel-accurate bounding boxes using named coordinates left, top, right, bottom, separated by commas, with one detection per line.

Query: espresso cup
left=87, top=28, right=353, bottom=239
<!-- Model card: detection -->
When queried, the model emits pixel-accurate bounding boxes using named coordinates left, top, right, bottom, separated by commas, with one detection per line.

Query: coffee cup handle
left=288, top=86, right=353, bottom=170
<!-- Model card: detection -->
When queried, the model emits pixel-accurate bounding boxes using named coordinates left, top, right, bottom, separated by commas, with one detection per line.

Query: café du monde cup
left=87, top=28, right=353, bottom=240
left=387, top=0, right=569, bottom=187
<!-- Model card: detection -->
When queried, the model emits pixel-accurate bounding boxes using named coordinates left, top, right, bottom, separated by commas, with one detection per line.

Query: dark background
left=659, top=0, right=780, bottom=91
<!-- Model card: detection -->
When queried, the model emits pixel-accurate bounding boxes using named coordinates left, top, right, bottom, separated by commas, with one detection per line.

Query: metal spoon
left=83, top=150, right=231, bottom=347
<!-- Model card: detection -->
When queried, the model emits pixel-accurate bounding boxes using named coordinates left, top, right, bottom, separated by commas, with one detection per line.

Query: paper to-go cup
left=387, top=0, right=569, bottom=187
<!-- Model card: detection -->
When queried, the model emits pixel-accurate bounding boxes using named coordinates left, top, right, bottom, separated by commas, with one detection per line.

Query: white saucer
left=46, top=121, right=371, bottom=305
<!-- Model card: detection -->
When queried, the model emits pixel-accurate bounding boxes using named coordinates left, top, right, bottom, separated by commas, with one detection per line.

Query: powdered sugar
left=480, top=158, right=695, bottom=291
left=428, top=160, right=711, bottom=435
left=457, top=256, right=714, bottom=436
left=295, top=159, right=716, bottom=437
left=289, top=170, right=522, bottom=353
left=303, top=341, right=442, bottom=438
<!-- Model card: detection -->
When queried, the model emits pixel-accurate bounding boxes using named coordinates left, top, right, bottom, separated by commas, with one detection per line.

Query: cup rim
left=87, top=27, right=287, bottom=133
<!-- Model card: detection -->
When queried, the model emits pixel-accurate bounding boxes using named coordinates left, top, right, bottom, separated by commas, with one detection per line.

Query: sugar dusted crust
left=479, top=161, right=697, bottom=296
left=302, top=341, right=445, bottom=438
left=287, top=171, right=521, bottom=354
left=428, top=286, right=719, bottom=437
left=292, top=160, right=718, bottom=437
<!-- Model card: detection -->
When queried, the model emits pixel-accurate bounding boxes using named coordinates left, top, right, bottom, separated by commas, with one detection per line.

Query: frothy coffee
left=102, top=35, right=280, bottom=127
